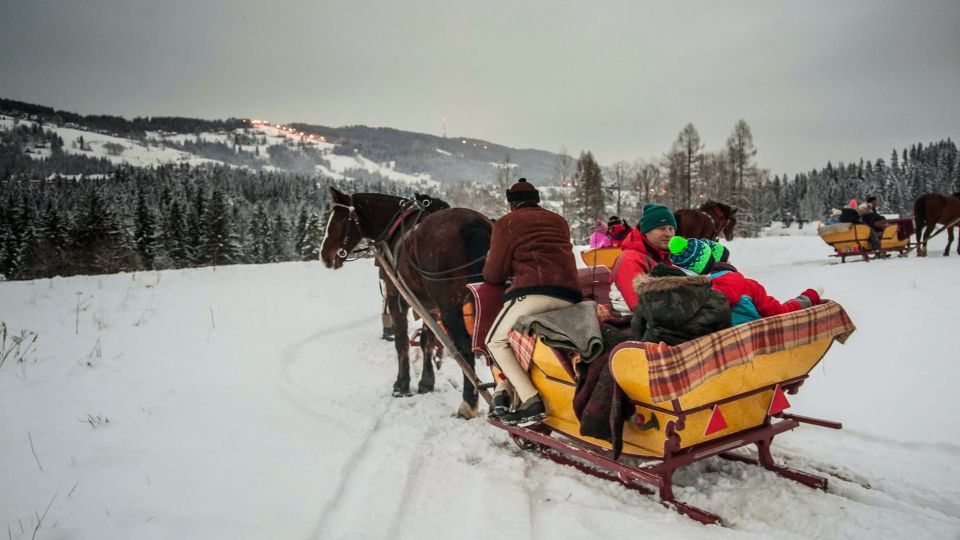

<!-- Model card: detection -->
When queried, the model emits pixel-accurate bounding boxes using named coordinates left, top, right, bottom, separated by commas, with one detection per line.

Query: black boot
left=487, top=390, right=510, bottom=419
left=501, top=395, right=546, bottom=427
left=381, top=327, right=395, bottom=342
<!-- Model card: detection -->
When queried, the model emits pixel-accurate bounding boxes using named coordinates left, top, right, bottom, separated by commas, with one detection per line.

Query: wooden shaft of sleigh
left=925, top=213, right=960, bottom=242
left=374, top=243, right=493, bottom=406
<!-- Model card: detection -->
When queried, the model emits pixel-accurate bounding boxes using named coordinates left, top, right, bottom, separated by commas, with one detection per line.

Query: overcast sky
left=1, top=0, right=958, bottom=175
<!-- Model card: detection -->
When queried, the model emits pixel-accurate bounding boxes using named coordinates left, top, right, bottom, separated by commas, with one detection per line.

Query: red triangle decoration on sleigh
left=767, top=384, right=791, bottom=416
left=704, top=405, right=728, bottom=436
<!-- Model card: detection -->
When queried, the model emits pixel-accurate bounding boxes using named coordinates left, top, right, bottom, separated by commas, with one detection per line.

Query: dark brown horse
left=320, top=187, right=492, bottom=418
left=914, top=192, right=960, bottom=257
left=674, top=201, right=738, bottom=241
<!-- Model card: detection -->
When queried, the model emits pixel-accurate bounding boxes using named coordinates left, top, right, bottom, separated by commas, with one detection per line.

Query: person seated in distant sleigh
left=589, top=220, right=612, bottom=248
left=668, top=236, right=822, bottom=325
left=605, top=215, right=631, bottom=247
left=824, top=208, right=842, bottom=225
left=839, top=199, right=861, bottom=224
left=839, top=198, right=879, bottom=250
left=859, top=196, right=886, bottom=232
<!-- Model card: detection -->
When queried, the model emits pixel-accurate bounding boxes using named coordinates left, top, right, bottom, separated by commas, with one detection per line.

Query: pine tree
left=250, top=203, right=271, bottom=263
left=72, top=191, right=122, bottom=274
left=294, top=207, right=308, bottom=257
left=300, top=212, right=324, bottom=261
left=134, top=190, right=159, bottom=269
left=164, top=200, right=189, bottom=267
left=673, top=123, right=704, bottom=208
left=203, top=189, right=240, bottom=266
left=22, top=202, right=70, bottom=278
left=186, top=185, right=208, bottom=265
left=725, top=120, right=758, bottom=203
left=269, top=213, right=291, bottom=262
left=575, top=151, right=604, bottom=242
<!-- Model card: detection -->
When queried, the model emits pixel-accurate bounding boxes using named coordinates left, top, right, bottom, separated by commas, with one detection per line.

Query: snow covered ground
left=2, top=234, right=959, bottom=539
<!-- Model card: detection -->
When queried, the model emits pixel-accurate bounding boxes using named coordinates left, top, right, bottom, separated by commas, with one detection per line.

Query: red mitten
left=799, top=288, right=821, bottom=306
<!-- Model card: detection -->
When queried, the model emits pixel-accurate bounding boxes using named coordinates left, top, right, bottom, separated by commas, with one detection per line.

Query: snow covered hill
left=2, top=235, right=959, bottom=539
left=1, top=114, right=439, bottom=188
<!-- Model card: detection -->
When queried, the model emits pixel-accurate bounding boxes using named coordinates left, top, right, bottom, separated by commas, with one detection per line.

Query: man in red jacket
left=483, top=178, right=582, bottom=426
left=609, top=203, right=679, bottom=314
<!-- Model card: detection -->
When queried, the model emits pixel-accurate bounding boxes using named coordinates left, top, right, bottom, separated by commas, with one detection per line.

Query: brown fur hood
left=633, top=272, right=711, bottom=295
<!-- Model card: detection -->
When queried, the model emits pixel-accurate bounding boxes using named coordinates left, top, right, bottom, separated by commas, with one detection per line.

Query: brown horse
left=674, top=201, right=738, bottom=241
left=914, top=192, right=960, bottom=257
left=320, top=187, right=492, bottom=418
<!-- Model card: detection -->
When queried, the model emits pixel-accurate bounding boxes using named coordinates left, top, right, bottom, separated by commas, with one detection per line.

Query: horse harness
left=331, top=194, right=487, bottom=281
left=703, top=206, right=730, bottom=241
left=330, top=196, right=431, bottom=262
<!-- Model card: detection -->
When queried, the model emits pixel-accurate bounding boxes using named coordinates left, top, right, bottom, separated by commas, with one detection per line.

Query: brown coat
left=482, top=206, right=582, bottom=302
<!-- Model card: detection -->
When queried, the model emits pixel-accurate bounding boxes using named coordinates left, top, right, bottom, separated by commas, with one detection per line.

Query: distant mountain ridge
left=289, top=123, right=560, bottom=185
left=0, top=97, right=561, bottom=185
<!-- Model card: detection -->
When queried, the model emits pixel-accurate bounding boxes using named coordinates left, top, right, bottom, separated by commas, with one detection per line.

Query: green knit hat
left=639, top=203, right=677, bottom=233
left=668, top=236, right=730, bottom=275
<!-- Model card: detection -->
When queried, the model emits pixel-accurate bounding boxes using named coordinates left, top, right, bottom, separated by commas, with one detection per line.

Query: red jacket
left=610, top=230, right=675, bottom=311
left=710, top=271, right=804, bottom=318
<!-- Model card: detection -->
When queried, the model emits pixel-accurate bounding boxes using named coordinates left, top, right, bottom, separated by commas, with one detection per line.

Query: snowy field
left=2, top=234, right=959, bottom=539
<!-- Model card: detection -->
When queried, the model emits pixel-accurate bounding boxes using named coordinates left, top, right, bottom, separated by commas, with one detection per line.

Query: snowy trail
left=4, top=238, right=960, bottom=538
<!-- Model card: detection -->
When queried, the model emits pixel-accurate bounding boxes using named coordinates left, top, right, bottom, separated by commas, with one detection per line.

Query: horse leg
left=417, top=325, right=436, bottom=394
left=387, top=291, right=412, bottom=397
left=440, top=307, right=480, bottom=419
left=945, top=226, right=954, bottom=257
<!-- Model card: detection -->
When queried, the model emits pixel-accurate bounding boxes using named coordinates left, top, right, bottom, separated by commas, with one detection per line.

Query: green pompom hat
left=668, top=236, right=730, bottom=274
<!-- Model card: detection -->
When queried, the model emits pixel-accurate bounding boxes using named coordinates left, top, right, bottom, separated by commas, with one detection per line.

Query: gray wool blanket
left=514, top=301, right=604, bottom=363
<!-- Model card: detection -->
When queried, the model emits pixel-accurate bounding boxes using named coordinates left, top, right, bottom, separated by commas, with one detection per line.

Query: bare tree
left=631, top=158, right=661, bottom=216
left=700, top=151, right=731, bottom=202
left=494, top=154, right=517, bottom=216
left=606, top=160, right=630, bottom=217
left=661, top=148, right=686, bottom=210
left=553, top=146, right=575, bottom=222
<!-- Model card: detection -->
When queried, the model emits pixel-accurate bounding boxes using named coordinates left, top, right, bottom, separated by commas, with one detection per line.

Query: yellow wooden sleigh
left=580, top=247, right=622, bottom=269
left=818, top=221, right=913, bottom=262
left=467, top=274, right=856, bottom=525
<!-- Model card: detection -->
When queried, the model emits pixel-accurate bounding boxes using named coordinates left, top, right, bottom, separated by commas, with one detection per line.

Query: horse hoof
left=456, top=401, right=479, bottom=419
left=417, top=383, right=435, bottom=394
left=392, top=389, right=412, bottom=398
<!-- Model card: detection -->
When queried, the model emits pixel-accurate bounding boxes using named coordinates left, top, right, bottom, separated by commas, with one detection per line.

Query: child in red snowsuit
left=668, top=236, right=821, bottom=325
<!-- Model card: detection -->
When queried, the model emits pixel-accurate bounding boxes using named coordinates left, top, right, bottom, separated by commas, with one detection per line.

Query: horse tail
left=914, top=195, right=927, bottom=244
left=462, top=218, right=491, bottom=284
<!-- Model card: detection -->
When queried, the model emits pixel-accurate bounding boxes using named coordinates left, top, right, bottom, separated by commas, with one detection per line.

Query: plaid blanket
left=508, top=302, right=615, bottom=377
left=642, top=300, right=856, bottom=403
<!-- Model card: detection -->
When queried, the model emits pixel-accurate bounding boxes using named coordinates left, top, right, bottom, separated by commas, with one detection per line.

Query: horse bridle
left=329, top=200, right=361, bottom=260
left=329, top=196, right=432, bottom=260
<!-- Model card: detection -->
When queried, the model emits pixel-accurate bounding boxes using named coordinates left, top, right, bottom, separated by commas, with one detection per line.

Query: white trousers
left=485, top=294, right=574, bottom=402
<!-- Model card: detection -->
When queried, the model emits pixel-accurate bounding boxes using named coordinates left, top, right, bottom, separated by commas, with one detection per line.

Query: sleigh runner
left=465, top=274, right=856, bottom=525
